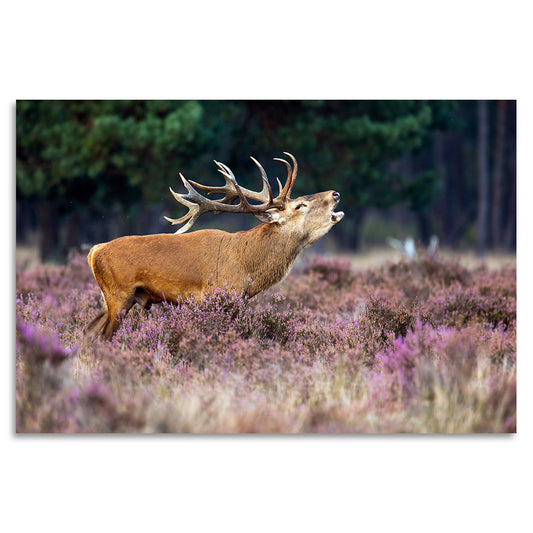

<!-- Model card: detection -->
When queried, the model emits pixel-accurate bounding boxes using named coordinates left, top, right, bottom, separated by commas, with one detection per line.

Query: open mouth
left=331, top=194, right=344, bottom=223
left=331, top=210, right=345, bottom=223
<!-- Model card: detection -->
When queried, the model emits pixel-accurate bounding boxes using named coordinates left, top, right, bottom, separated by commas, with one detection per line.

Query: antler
left=164, top=153, right=298, bottom=234
left=273, top=151, right=297, bottom=201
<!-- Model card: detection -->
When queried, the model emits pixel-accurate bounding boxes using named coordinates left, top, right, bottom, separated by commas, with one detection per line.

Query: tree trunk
left=433, top=131, right=449, bottom=244
left=491, top=100, right=507, bottom=249
left=63, top=211, right=80, bottom=258
left=16, top=200, right=26, bottom=244
left=504, top=101, right=517, bottom=251
left=476, top=100, right=490, bottom=257
left=39, top=199, right=58, bottom=262
left=417, top=210, right=432, bottom=247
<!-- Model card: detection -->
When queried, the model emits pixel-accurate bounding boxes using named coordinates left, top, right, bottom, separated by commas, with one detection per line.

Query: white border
left=4, top=2, right=532, bottom=532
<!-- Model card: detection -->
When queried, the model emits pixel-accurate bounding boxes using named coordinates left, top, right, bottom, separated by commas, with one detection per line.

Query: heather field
left=15, top=251, right=516, bottom=433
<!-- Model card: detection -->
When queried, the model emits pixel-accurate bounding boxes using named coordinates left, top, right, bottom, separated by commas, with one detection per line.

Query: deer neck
left=232, top=223, right=304, bottom=296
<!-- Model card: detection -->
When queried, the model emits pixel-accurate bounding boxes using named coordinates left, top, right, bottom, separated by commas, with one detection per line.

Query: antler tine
left=249, top=157, right=274, bottom=204
left=275, top=177, right=284, bottom=197
left=188, top=161, right=240, bottom=204
left=274, top=157, right=292, bottom=200
left=213, top=159, right=274, bottom=206
left=214, top=161, right=256, bottom=209
left=164, top=210, right=200, bottom=235
left=282, top=152, right=298, bottom=199
left=163, top=176, right=205, bottom=234
left=271, top=152, right=298, bottom=200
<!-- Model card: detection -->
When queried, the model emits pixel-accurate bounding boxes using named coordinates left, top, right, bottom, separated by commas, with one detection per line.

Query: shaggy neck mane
left=232, top=223, right=305, bottom=296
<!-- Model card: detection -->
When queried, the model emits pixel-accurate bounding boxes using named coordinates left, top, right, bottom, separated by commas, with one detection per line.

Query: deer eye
left=295, top=203, right=307, bottom=210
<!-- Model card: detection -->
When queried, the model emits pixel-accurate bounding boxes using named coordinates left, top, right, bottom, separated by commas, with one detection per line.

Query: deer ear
left=254, top=208, right=285, bottom=225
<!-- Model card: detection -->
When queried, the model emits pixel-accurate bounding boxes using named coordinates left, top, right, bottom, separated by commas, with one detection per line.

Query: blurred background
left=15, top=100, right=516, bottom=263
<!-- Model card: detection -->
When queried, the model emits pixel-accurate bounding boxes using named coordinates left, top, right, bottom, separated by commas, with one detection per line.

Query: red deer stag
left=86, top=153, right=344, bottom=340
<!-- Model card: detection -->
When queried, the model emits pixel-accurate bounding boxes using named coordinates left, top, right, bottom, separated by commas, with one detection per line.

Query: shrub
left=301, top=255, right=356, bottom=289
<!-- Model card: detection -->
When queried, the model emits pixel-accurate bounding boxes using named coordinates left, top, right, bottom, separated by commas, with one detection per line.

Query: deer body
left=86, top=154, right=343, bottom=340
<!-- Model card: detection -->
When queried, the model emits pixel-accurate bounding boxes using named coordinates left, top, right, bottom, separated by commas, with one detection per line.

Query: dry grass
left=336, top=246, right=516, bottom=271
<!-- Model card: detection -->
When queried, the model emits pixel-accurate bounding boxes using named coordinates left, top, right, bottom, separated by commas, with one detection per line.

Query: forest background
left=16, top=100, right=516, bottom=262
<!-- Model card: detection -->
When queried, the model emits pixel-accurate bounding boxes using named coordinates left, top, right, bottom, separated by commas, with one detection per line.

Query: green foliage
left=273, top=101, right=446, bottom=209
left=16, top=100, right=210, bottom=207
left=17, top=101, right=89, bottom=197
left=403, top=171, right=442, bottom=212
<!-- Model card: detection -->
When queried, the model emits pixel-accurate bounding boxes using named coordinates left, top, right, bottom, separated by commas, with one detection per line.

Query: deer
left=85, top=153, right=344, bottom=340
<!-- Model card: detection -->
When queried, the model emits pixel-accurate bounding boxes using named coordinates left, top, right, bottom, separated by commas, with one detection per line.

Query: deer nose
left=332, top=191, right=340, bottom=201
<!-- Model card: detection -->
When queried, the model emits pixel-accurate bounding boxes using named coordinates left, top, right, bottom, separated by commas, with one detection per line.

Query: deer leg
left=84, top=309, right=107, bottom=340
left=133, top=286, right=153, bottom=309
left=101, top=312, right=119, bottom=341
left=101, top=293, right=135, bottom=341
